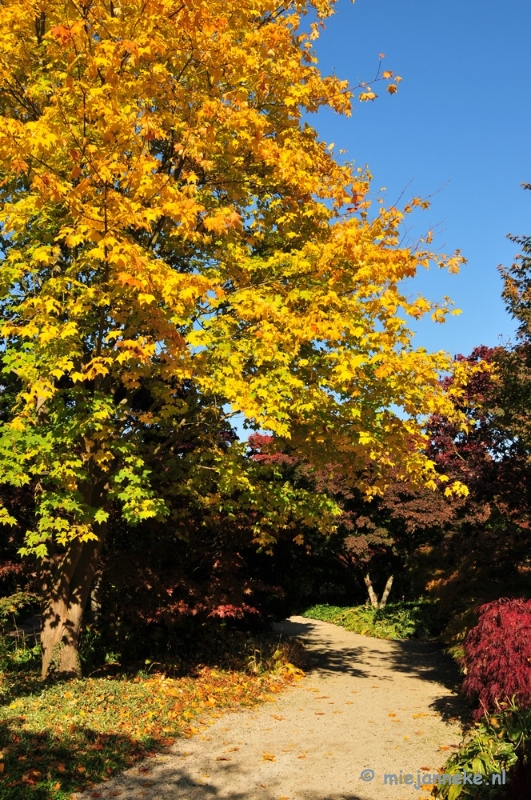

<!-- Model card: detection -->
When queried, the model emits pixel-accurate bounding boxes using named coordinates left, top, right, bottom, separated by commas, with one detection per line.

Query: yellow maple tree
left=0, top=0, right=468, bottom=676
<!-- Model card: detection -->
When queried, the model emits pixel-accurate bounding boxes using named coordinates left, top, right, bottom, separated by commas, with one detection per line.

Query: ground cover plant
left=0, top=628, right=304, bottom=800
left=302, top=599, right=440, bottom=640
left=433, top=703, right=531, bottom=799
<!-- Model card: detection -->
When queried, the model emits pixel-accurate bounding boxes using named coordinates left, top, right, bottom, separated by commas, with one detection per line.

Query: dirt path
left=76, top=616, right=466, bottom=800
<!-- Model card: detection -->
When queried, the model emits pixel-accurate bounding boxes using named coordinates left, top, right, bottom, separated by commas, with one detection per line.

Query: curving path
left=76, top=616, right=466, bottom=800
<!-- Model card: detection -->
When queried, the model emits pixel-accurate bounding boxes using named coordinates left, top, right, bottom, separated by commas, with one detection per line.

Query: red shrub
left=462, top=598, right=531, bottom=718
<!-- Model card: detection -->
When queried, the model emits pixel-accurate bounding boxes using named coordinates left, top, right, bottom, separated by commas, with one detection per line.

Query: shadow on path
left=273, top=616, right=468, bottom=725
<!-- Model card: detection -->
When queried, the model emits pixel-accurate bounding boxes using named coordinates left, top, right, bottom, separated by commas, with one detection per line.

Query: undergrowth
left=302, top=599, right=441, bottom=640
left=433, top=702, right=531, bottom=799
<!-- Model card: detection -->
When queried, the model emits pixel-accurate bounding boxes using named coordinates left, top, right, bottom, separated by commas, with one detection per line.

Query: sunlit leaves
left=0, top=0, right=470, bottom=553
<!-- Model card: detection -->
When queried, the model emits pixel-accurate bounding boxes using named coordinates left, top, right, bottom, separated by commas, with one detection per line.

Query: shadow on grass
left=0, top=717, right=156, bottom=800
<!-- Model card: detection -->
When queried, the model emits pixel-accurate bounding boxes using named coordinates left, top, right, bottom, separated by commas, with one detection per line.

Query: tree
left=399, top=344, right=531, bottom=635
left=497, top=183, right=531, bottom=449
left=0, top=0, right=469, bottom=677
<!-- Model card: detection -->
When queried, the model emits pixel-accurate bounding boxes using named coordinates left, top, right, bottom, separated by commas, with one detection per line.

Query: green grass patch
left=302, top=599, right=441, bottom=640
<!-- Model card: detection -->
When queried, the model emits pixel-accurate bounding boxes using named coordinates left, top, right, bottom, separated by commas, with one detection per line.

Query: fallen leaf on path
left=388, top=712, right=396, bottom=717
left=415, top=731, right=425, bottom=735
left=263, top=753, right=276, bottom=761
left=413, top=713, right=430, bottom=719
left=297, top=754, right=306, bottom=759
left=271, top=714, right=285, bottom=720
left=314, top=712, right=325, bottom=715
left=216, top=756, right=231, bottom=761
left=439, top=746, right=450, bottom=751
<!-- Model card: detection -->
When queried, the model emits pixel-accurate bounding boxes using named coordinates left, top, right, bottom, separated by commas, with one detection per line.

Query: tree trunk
left=90, top=574, right=102, bottom=623
left=364, top=573, right=379, bottom=609
left=379, top=574, right=394, bottom=609
left=364, top=573, right=394, bottom=609
left=40, top=532, right=105, bottom=679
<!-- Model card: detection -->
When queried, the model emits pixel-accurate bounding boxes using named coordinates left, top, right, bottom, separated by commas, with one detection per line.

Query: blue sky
left=308, top=0, right=531, bottom=358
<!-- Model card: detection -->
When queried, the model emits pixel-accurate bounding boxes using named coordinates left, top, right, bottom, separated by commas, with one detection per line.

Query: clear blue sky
left=308, top=0, right=531, bottom=357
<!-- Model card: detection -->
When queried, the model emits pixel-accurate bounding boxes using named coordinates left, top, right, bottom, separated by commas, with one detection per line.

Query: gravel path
left=76, top=616, right=466, bottom=800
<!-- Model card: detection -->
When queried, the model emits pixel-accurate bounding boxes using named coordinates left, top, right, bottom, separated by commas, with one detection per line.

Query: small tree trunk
left=364, top=573, right=379, bottom=609
left=364, top=573, right=394, bottom=610
left=379, top=575, right=394, bottom=609
left=40, top=532, right=105, bottom=679
left=90, top=574, right=102, bottom=623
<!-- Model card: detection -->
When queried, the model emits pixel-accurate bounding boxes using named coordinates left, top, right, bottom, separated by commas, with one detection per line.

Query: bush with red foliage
left=462, top=598, right=531, bottom=718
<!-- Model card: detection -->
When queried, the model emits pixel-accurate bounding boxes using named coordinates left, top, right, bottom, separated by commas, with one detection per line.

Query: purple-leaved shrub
left=462, top=597, right=531, bottom=718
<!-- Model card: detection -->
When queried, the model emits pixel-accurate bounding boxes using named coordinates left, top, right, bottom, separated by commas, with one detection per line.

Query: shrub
left=462, top=598, right=531, bottom=719
left=433, top=702, right=529, bottom=799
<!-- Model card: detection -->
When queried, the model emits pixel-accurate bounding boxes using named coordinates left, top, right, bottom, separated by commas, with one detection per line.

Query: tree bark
left=379, top=574, right=394, bottom=609
left=40, top=530, right=105, bottom=679
left=364, top=573, right=379, bottom=609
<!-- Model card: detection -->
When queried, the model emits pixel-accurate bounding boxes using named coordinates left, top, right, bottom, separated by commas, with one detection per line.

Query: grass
left=0, top=630, right=305, bottom=800
left=302, top=599, right=441, bottom=640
